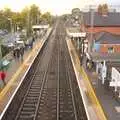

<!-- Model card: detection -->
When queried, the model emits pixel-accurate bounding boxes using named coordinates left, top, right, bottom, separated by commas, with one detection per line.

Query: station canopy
left=68, top=32, right=86, bottom=37
left=16, top=40, right=24, bottom=44
left=67, top=27, right=86, bottom=37
left=32, top=24, right=49, bottom=29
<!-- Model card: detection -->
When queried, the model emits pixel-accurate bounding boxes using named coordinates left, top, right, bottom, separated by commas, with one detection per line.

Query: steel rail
left=15, top=24, right=57, bottom=120
left=33, top=23, right=58, bottom=120
left=61, top=24, right=78, bottom=120
left=15, top=46, right=47, bottom=120
left=57, top=34, right=60, bottom=120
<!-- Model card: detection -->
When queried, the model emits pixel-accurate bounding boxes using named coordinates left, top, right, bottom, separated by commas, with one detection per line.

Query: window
left=108, top=47, right=114, bottom=53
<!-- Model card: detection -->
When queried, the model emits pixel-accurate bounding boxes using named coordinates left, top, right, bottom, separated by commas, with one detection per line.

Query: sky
left=0, top=0, right=119, bottom=15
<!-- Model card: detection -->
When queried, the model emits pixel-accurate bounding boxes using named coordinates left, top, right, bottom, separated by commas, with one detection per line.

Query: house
left=93, top=32, right=120, bottom=53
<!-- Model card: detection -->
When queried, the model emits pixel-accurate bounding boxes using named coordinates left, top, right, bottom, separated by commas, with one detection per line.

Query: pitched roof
left=83, top=12, right=120, bottom=27
left=94, top=32, right=120, bottom=44
left=88, top=52, right=120, bottom=62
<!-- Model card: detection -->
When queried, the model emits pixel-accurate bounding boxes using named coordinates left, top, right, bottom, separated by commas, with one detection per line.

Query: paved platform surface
left=83, top=57, right=120, bottom=120
left=0, top=28, right=52, bottom=114
left=66, top=38, right=107, bottom=120
left=67, top=36, right=120, bottom=120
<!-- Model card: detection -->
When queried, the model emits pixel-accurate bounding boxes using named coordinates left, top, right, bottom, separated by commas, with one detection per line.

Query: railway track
left=1, top=19, right=88, bottom=120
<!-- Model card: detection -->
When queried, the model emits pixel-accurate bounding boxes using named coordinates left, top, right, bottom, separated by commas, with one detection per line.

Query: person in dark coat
left=16, top=47, right=20, bottom=59
left=29, top=38, right=34, bottom=49
left=32, top=37, right=35, bottom=42
left=80, top=54, right=83, bottom=66
left=13, top=49, right=16, bottom=58
left=20, top=46, right=24, bottom=61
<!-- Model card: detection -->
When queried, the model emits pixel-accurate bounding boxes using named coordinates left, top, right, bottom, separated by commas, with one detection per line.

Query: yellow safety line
left=0, top=40, right=42, bottom=99
left=68, top=39, right=107, bottom=120
left=81, top=67, right=107, bottom=120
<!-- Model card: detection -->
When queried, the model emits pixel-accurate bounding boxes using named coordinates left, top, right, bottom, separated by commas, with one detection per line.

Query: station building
left=83, top=12, right=120, bottom=34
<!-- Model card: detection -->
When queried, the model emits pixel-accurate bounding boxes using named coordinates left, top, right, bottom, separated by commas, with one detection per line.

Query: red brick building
left=83, top=12, right=120, bottom=53
left=87, top=27, right=120, bottom=35
left=93, top=32, right=120, bottom=53
left=83, top=12, right=120, bottom=34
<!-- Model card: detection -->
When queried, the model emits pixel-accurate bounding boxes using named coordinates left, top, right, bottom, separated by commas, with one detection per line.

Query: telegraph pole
left=89, top=8, right=94, bottom=52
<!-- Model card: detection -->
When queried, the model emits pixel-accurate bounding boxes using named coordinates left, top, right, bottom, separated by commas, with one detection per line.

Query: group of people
left=13, top=46, right=25, bottom=61
left=13, top=37, right=35, bottom=61
left=0, top=37, right=36, bottom=89
left=24, top=37, right=35, bottom=50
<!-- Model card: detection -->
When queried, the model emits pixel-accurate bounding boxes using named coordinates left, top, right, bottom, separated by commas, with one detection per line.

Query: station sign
left=110, top=67, right=120, bottom=91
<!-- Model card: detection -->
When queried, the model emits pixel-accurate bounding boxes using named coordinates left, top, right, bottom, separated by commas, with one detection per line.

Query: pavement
left=0, top=28, right=52, bottom=114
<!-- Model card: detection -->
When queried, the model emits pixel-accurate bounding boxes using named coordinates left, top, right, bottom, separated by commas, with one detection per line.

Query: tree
left=0, top=8, right=13, bottom=31
left=97, top=4, right=109, bottom=15
left=20, top=7, right=29, bottom=28
left=98, top=5, right=102, bottom=14
left=3, top=8, right=13, bottom=18
left=72, top=8, right=80, bottom=15
left=40, top=12, right=52, bottom=24
left=0, top=4, right=52, bottom=35
left=11, top=12, right=23, bottom=31
left=30, top=4, right=41, bottom=25
left=102, top=4, right=109, bottom=15
left=20, top=7, right=31, bottom=36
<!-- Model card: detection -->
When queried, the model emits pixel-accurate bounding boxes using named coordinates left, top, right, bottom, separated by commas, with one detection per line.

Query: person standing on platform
left=32, top=36, right=35, bottom=42
left=30, top=38, right=34, bottom=49
left=20, top=46, right=24, bottom=61
left=80, top=54, right=83, bottom=66
left=16, top=47, right=20, bottom=60
left=0, top=70, right=6, bottom=86
left=13, top=49, right=16, bottom=58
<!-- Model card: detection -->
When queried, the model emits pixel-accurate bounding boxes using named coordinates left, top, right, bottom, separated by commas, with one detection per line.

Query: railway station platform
left=66, top=37, right=107, bottom=120
left=82, top=57, right=120, bottom=120
left=83, top=62, right=120, bottom=120
left=0, top=27, right=52, bottom=114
